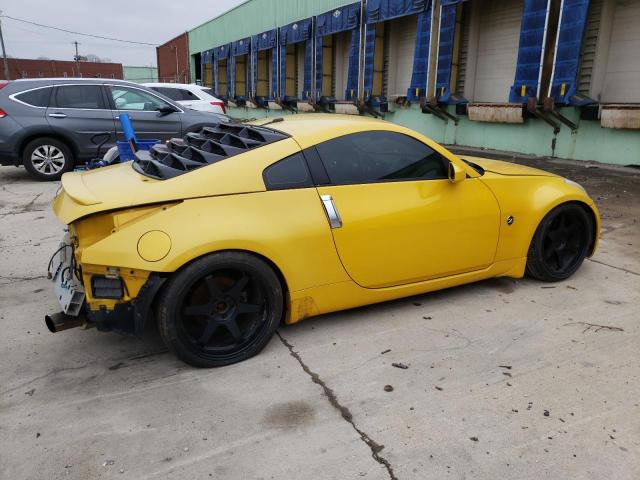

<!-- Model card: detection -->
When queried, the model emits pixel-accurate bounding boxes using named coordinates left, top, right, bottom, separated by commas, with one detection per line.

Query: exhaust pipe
left=45, top=312, right=86, bottom=333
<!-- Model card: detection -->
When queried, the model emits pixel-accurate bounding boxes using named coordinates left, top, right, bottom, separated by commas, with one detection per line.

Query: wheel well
left=536, top=201, right=598, bottom=254
left=19, top=133, right=78, bottom=164
left=575, top=201, right=598, bottom=257
left=153, top=249, right=290, bottom=322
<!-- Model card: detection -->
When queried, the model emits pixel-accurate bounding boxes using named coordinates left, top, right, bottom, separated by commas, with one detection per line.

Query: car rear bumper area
left=45, top=275, right=166, bottom=336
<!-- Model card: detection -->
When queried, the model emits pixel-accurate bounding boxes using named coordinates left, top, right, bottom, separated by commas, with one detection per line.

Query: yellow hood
left=464, top=156, right=558, bottom=177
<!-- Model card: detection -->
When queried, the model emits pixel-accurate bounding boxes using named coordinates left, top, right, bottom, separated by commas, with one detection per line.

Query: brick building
left=0, top=58, right=124, bottom=80
left=156, top=32, right=190, bottom=83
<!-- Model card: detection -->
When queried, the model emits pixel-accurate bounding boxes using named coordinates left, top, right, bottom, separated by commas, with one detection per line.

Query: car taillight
left=211, top=101, right=226, bottom=114
left=0, top=108, right=7, bottom=118
left=0, top=81, right=9, bottom=90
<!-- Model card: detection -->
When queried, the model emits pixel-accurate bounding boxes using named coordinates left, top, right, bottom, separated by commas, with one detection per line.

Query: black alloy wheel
left=526, top=203, right=594, bottom=282
left=158, top=252, right=283, bottom=367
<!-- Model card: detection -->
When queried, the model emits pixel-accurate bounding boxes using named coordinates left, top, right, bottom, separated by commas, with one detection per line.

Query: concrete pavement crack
left=587, top=258, right=640, bottom=276
left=277, top=332, right=398, bottom=480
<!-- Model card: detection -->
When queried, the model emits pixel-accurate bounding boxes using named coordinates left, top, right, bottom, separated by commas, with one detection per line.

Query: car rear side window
left=153, top=87, right=181, bottom=101
left=263, top=152, right=313, bottom=190
left=152, top=87, right=198, bottom=101
left=179, top=89, right=198, bottom=100
left=54, top=85, right=106, bottom=109
left=14, top=87, right=53, bottom=107
left=315, top=131, right=448, bottom=185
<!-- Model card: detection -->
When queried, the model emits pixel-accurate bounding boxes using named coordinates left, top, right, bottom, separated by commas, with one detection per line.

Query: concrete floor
left=1, top=158, right=639, bottom=480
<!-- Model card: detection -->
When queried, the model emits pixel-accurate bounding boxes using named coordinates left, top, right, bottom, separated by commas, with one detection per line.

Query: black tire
left=526, top=203, right=593, bottom=282
left=157, top=252, right=283, bottom=368
left=22, top=137, right=74, bottom=181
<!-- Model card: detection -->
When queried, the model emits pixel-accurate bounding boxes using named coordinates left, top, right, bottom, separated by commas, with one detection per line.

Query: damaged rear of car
left=46, top=122, right=290, bottom=337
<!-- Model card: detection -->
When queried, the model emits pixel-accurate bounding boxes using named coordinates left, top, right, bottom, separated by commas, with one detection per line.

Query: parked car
left=143, top=83, right=226, bottom=114
left=45, top=115, right=600, bottom=368
left=0, top=78, right=230, bottom=180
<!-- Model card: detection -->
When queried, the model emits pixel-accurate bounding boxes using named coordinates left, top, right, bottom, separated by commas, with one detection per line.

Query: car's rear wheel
left=23, top=137, right=74, bottom=181
left=526, top=203, right=593, bottom=282
left=157, top=252, right=283, bottom=368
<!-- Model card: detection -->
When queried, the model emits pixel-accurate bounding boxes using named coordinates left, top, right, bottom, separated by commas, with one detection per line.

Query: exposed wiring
left=1, top=14, right=159, bottom=46
left=46, top=244, right=68, bottom=279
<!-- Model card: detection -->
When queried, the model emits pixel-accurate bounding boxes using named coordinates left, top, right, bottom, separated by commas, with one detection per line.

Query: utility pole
left=73, top=41, right=81, bottom=77
left=0, top=11, right=10, bottom=80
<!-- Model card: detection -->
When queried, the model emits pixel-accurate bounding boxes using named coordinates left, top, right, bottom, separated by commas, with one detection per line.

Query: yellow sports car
left=46, top=115, right=599, bottom=367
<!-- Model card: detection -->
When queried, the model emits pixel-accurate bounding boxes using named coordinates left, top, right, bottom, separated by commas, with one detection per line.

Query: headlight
left=564, top=178, right=586, bottom=193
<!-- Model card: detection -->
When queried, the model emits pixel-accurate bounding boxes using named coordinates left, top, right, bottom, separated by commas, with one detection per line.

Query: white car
left=143, top=83, right=226, bottom=114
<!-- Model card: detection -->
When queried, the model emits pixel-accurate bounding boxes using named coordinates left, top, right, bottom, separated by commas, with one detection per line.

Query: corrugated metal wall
left=188, top=0, right=357, bottom=56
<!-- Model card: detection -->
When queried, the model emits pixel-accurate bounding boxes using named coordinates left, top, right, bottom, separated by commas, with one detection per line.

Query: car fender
left=480, top=175, right=600, bottom=262
left=77, top=189, right=351, bottom=294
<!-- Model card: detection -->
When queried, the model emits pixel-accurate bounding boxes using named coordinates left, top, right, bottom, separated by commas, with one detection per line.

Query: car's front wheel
left=157, top=252, right=283, bottom=368
left=526, top=203, right=594, bottom=282
left=22, top=137, right=74, bottom=181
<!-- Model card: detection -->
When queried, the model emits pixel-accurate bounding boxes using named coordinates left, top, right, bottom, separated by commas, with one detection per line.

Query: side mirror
left=158, top=105, right=177, bottom=116
left=448, top=162, right=466, bottom=184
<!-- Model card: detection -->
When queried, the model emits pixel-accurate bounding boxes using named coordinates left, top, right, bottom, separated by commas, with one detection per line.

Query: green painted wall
left=223, top=105, right=640, bottom=166
left=188, top=0, right=358, bottom=55
left=123, top=66, right=158, bottom=83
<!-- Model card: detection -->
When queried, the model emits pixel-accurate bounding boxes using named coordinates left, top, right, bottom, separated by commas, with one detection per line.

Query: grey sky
left=1, top=0, right=245, bottom=66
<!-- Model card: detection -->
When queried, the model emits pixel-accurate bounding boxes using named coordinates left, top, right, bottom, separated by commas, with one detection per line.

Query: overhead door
left=386, top=15, right=418, bottom=97
left=601, top=0, right=640, bottom=103
left=472, top=0, right=523, bottom=103
left=333, top=31, right=352, bottom=98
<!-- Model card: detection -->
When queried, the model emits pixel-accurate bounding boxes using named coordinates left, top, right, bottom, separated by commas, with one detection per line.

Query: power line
left=0, top=14, right=159, bottom=46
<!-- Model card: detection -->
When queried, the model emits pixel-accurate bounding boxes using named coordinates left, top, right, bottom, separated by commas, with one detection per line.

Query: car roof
left=143, top=83, right=204, bottom=89
left=250, top=114, right=406, bottom=149
left=12, top=78, right=140, bottom=85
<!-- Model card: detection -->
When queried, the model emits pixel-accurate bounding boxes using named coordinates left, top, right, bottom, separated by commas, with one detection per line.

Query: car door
left=45, top=84, right=116, bottom=160
left=106, top=84, right=182, bottom=141
left=312, top=131, right=501, bottom=289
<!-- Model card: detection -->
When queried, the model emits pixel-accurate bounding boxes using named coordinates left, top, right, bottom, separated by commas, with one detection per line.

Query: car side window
left=14, top=87, right=53, bottom=107
left=110, top=86, right=171, bottom=111
left=152, top=87, right=182, bottom=101
left=54, top=85, right=106, bottom=109
left=263, top=152, right=313, bottom=190
left=179, top=89, right=198, bottom=100
left=315, top=131, right=449, bottom=185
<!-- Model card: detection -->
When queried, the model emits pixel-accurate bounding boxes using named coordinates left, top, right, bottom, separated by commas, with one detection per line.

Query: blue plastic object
left=116, top=113, right=159, bottom=161
left=118, top=113, right=138, bottom=143
left=116, top=140, right=160, bottom=162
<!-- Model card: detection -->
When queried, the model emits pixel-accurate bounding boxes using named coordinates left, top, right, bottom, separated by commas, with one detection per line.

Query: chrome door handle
left=48, top=113, right=67, bottom=118
left=320, top=195, right=342, bottom=229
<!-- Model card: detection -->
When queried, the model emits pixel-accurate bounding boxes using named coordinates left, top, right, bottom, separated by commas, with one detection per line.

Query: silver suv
left=0, top=78, right=230, bottom=180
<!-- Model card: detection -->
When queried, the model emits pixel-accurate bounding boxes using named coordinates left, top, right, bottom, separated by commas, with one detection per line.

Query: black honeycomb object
left=132, top=123, right=288, bottom=180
